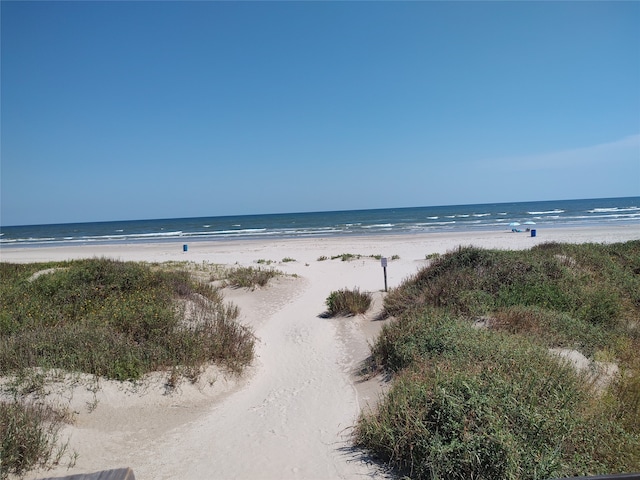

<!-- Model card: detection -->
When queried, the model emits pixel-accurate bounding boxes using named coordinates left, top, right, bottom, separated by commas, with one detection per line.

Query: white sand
left=3, top=225, right=639, bottom=480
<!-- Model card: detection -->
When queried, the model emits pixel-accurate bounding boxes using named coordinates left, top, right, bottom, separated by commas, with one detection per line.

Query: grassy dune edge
left=356, top=241, right=640, bottom=479
left=0, top=258, right=256, bottom=478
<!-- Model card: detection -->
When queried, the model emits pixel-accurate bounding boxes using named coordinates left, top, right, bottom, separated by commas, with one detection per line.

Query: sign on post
left=381, top=257, right=388, bottom=292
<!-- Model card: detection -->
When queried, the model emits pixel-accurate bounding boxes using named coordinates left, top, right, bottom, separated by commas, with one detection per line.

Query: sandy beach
left=2, top=225, right=639, bottom=480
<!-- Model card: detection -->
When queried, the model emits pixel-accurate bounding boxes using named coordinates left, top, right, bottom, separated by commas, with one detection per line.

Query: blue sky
left=1, top=1, right=639, bottom=226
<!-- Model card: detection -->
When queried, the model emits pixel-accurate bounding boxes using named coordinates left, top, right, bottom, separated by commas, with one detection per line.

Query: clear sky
left=1, top=1, right=639, bottom=226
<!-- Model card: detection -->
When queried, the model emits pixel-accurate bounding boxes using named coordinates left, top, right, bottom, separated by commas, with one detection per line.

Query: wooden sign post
left=381, top=257, right=388, bottom=292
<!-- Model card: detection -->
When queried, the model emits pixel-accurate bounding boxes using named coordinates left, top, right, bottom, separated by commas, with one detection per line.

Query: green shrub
left=359, top=313, right=640, bottom=478
left=225, top=266, right=279, bottom=289
left=331, top=253, right=360, bottom=262
left=325, top=288, right=372, bottom=317
left=579, top=289, right=622, bottom=327
left=359, top=241, right=640, bottom=478
left=0, top=258, right=256, bottom=478
left=384, top=243, right=639, bottom=338
left=0, top=259, right=254, bottom=380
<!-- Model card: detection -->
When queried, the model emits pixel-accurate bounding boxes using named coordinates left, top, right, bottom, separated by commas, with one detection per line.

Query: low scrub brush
left=325, top=288, right=372, bottom=317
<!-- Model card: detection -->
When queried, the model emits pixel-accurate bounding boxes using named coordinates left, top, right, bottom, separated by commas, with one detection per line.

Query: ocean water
left=1, top=197, right=639, bottom=247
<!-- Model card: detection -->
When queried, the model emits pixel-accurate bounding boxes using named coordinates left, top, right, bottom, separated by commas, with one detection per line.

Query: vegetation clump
left=325, top=288, right=372, bottom=317
left=0, top=258, right=254, bottom=381
left=356, top=241, right=640, bottom=479
left=332, top=253, right=360, bottom=262
left=0, top=400, right=74, bottom=479
left=224, top=266, right=280, bottom=289
left=0, top=258, right=257, bottom=477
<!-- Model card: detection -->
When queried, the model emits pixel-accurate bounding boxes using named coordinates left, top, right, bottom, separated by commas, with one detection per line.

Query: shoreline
left=4, top=224, right=640, bottom=479
left=2, top=225, right=639, bottom=265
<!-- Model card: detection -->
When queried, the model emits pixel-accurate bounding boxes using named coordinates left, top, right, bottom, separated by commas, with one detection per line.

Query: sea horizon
left=1, top=196, right=639, bottom=248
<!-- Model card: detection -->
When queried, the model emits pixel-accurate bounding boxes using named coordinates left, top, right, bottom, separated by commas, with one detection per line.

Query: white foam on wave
left=527, top=209, right=565, bottom=215
left=572, top=213, right=640, bottom=220
left=135, top=231, right=184, bottom=238
left=362, top=223, right=395, bottom=229
left=588, top=207, right=640, bottom=213
left=200, top=228, right=267, bottom=236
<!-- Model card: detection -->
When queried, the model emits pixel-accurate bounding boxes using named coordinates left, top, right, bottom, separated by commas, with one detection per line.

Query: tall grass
left=1, top=258, right=257, bottom=477
left=384, top=243, right=640, bottom=352
left=357, top=241, right=640, bottom=478
left=224, top=266, right=279, bottom=289
left=0, top=400, right=74, bottom=479
left=0, top=258, right=255, bottom=380
left=325, top=288, right=372, bottom=317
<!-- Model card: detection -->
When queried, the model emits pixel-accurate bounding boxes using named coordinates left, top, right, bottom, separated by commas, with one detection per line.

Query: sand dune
left=4, top=225, right=638, bottom=479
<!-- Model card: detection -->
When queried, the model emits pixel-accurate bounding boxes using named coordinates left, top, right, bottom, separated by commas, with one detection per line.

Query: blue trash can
left=183, top=244, right=188, bottom=252
left=531, top=229, right=536, bottom=237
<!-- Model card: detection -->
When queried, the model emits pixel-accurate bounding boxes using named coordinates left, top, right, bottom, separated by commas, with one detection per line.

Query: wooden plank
left=37, top=467, right=135, bottom=480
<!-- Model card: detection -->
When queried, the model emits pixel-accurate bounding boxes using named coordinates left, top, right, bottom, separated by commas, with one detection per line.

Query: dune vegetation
left=356, top=241, right=640, bottom=479
left=224, top=265, right=281, bottom=289
left=325, top=288, right=373, bottom=317
left=0, top=258, right=255, bottom=478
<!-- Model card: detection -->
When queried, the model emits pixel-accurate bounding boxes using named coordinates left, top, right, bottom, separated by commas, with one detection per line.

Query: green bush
left=325, top=288, right=372, bottom=317
left=0, top=258, right=254, bottom=380
left=358, top=241, right=640, bottom=478
left=384, top=243, right=639, bottom=337
left=331, top=253, right=360, bottom=262
left=225, top=266, right=279, bottom=289
left=0, top=258, right=256, bottom=478
left=359, top=313, right=640, bottom=478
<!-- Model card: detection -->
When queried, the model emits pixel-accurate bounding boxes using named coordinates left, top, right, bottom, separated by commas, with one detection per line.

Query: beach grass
left=356, top=240, right=640, bottom=478
left=325, top=288, right=372, bottom=317
left=328, top=253, right=400, bottom=262
left=224, top=266, right=280, bottom=289
left=0, top=258, right=255, bottom=381
left=0, top=400, right=75, bottom=479
left=0, top=257, right=257, bottom=476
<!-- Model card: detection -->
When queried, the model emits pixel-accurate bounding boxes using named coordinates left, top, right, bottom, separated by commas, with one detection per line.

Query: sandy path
left=134, top=274, right=379, bottom=479
left=22, top=253, right=393, bottom=479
